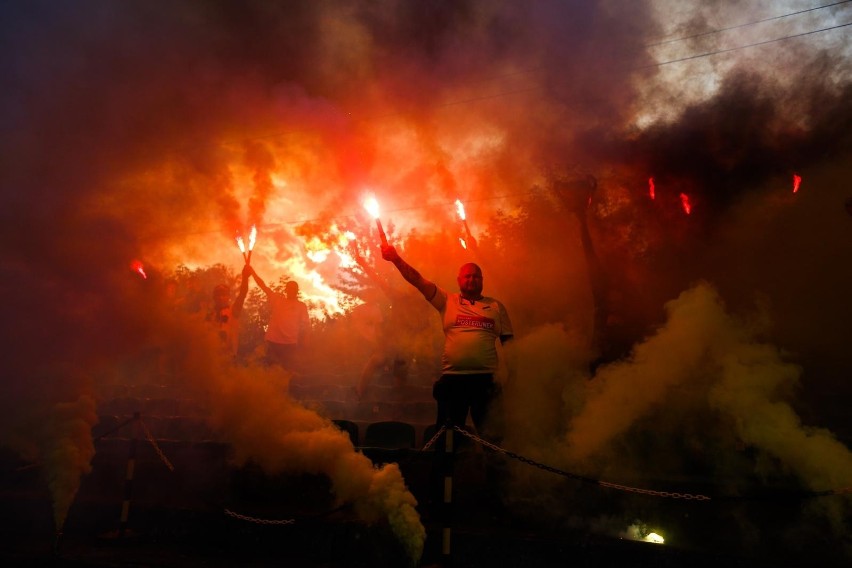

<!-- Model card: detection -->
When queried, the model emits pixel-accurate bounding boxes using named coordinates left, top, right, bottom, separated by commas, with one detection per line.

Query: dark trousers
left=433, top=373, right=499, bottom=436
left=265, top=341, right=298, bottom=370
left=429, top=374, right=503, bottom=506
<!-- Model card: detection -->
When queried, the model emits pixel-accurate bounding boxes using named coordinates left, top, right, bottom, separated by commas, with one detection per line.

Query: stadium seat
left=332, top=419, right=360, bottom=447
left=363, top=421, right=416, bottom=450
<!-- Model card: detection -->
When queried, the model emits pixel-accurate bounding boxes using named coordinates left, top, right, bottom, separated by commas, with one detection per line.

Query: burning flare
left=679, top=192, right=692, bottom=215
left=792, top=173, right=802, bottom=193
left=454, top=199, right=466, bottom=221
left=648, top=177, right=655, bottom=200
left=363, top=196, right=388, bottom=246
left=235, top=225, right=257, bottom=263
left=454, top=198, right=476, bottom=249
left=247, top=224, right=257, bottom=264
left=235, top=233, right=247, bottom=261
left=130, top=259, right=147, bottom=279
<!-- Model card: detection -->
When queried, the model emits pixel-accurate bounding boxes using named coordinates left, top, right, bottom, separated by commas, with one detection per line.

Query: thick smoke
left=1, top=0, right=850, bottom=561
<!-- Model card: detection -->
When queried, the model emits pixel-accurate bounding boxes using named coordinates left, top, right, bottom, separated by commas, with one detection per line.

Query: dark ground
left=2, top=374, right=849, bottom=568
left=2, top=441, right=847, bottom=568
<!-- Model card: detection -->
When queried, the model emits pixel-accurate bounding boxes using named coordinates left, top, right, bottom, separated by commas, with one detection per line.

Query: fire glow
left=648, top=177, right=655, bottom=200
left=622, top=523, right=665, bottom=545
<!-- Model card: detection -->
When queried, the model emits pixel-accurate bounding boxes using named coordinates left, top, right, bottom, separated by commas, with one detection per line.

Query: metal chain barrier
left=93, top=415, right=138, bottom=442
left=451, top=425, right=713, bottom=501
left=224, top=508, right=296, bottom=525
left=139, top=418, right=175, bottom=472
left=421, top=424, right=447, bottom=451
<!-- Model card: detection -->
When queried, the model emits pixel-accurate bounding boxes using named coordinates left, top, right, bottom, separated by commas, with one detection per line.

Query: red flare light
left=459, top=237, right=467, bottom=249
left=648, top=177, right=656, bottom=200
left=679, top=193, right=692, bottom=215
left=792, top=174, right=802, bottom=194
left=363, top=196, right=388, bottom=246
left=130, top=259, right=147, bottom=279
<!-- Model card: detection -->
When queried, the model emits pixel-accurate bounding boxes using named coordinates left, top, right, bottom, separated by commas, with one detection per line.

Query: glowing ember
left=363, top=196, right=388, bottom=246
left=645, top=533, right=665, bottom=544
left=648, top=177, right=655, bottom=200
left=679, top=192, right=692, bottom=215
left=454, top=199, right=466, bottom=221
left=792, top=173, right=802, bottom=193
left=130, top=259, right=147, bottom=279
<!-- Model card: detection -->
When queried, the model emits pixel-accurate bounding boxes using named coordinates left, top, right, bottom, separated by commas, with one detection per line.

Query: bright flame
left=648, top=177, right=655, bottom=200
left=459, top=237, right=467, bottom=249
left=792, top=173, right=802, bottom=193
left=236, top=235, right=247, bottom=254
left=454, top=199, right=466, bottom=221
left=248, top=224, right=257, bottom=251
left=679, top=192, right=692, bottom=215
left=364, top=196, right=380, bottom=219
left=130, top=259, right=147, bottom=279
left=622, top=523, right=665, bottom=545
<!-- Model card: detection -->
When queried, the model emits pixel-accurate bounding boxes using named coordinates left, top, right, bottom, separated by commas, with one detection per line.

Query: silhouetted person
left=207, top=264, right=251, bottom=359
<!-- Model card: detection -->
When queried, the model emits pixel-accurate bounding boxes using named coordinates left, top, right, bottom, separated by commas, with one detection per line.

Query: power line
left=647, top=0, right=852, bottom=47
left=644, top=20, right=851, bottom=68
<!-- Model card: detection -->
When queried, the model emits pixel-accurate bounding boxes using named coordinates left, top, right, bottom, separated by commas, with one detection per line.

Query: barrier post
left=441, top=422, right=454, bottom=566
left=119, top=411, right=140, bottom=537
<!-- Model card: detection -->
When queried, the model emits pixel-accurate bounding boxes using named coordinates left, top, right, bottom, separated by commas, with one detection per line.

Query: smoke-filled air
left=1, top=0, right=851, bottom=564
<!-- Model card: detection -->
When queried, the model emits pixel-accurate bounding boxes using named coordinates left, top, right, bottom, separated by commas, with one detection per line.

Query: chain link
left=421, top=425, right=447, bottom=451
left=451, top=425, right=713, bottom=501
left=139, top=418, right=175, bottom=472
left=224, top=508, right=296, bottom=525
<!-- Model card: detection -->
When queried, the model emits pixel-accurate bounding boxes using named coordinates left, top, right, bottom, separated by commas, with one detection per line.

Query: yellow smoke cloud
left=155, top=315, right=425, bottom=563
left=42, top=395, right=98, bottom=531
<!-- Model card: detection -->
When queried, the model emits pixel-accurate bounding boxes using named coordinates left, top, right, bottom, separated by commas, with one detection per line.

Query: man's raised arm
left=248, top=266, right=274, bottom=296
left=381, top=244, right=436, bottom=300
left=232, top=264, right=252, bottom=319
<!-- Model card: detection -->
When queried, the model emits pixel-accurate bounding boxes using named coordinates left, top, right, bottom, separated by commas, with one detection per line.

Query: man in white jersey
left=249, top=268, right=311, bottom=370
left=381, top=244, right=513, bottom=438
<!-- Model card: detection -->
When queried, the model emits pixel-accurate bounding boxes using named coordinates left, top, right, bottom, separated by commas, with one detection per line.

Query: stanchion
left=119, top=411, right=140, bottom=537
left=441, top=423, right=454, bottom=566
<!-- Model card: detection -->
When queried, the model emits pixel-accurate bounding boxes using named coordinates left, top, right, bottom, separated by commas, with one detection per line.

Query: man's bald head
left=457, top=263, right=483, bottom=300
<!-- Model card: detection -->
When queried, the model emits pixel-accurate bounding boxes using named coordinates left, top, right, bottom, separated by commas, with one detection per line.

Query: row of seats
left=332, top=420, right=474, bottom=451
left=97, top=398, right=435, bottom=423
left=93, top=415, right=462, bottom=451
